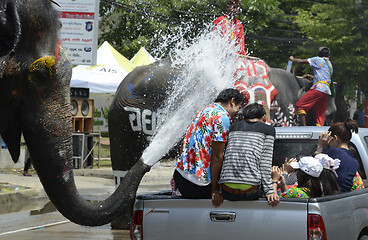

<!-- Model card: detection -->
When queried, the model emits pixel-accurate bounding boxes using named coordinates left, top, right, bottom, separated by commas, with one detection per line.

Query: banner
left=54, top=0, right=100, bottom=65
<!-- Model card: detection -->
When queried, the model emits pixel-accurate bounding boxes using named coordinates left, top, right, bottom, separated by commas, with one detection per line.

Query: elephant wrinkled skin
left=0, top=0, right=150, bottom=226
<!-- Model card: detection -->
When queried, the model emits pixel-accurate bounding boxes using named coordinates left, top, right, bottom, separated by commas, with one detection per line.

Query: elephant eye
left=28, top=56, right=56, bottom=87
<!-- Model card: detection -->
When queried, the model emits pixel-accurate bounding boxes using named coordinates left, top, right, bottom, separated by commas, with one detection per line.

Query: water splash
left=142, top=23, right=240, bottom=166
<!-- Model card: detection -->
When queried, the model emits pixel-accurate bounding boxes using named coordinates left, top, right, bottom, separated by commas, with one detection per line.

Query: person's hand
left=318, top=131, right=332, bottom=150
left=289, top=56, right=294, bottom=61
left=211, top=189, right=223, bottom=208
left=282, top=157, right=296, bottom=175
left=271, top=166, right=282, bottom=182
left=266, top=192, right=280, bottom=207
left=302, top=74, right=313, bottom=80
left=279, top=174, right=287, bottom=188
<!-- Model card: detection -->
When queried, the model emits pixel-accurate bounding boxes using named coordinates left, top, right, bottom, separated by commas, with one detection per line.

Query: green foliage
left=99, top=0, right=218, bottom=59
left=293, top=0, right=368, bottom=99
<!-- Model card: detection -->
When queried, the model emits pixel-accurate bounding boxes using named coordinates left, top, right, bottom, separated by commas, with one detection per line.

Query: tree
left=293, top=0, right=368, bottom=100
left=99, top=0, right=219, bottom=59
left=99, top=0, right=293, bottom=60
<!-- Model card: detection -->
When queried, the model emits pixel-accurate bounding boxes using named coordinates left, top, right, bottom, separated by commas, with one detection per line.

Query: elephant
left=0, top=0, right=150, bottom=226
left=109, top=60, right=337, bottom=174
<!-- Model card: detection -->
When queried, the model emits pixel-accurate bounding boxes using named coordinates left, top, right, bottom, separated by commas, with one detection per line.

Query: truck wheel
left=359, top=235, right=368, bottom=240
left=358, top=229, right=368, bottom=240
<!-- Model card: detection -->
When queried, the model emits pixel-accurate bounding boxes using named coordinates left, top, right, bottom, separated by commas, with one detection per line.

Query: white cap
left=291, top=156, right=323, bottom=178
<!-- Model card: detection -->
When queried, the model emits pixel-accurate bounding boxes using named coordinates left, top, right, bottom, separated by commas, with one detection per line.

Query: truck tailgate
left=142, top=198, right=308, bottom=240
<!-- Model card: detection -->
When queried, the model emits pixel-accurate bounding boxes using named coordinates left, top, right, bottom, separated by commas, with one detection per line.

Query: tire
left=359, top=235, right=368, bottom=240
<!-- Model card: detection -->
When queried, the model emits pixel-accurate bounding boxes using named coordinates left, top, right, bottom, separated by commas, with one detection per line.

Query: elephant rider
left=289, top=47, right=333, bottom=126
left=173, top=89, right=243, bottom=207
left=213, top=0, right=246, bottom=56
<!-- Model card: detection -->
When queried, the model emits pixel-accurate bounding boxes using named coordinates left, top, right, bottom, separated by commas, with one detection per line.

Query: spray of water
left=142, top=23, right=241, bottom=166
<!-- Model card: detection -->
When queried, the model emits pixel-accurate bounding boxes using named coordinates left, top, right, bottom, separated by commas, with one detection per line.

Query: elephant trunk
left=36, top=156, right=150, bottom=226
left=23, top=91, right=152, bottom=226
left=20, top=48, right=151, bottom=226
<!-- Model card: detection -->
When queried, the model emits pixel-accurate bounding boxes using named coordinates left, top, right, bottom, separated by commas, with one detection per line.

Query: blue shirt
left=327, top=147, right=358, bottom=192
left=307, top=57, right=333, bottom=95
left=353, top=109, right=365, bottom=127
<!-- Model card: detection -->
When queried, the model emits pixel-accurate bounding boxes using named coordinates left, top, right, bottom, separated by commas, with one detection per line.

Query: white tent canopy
left=70, top=41, right=136, bottom=93
left=130, top=47, right=156, bottom=66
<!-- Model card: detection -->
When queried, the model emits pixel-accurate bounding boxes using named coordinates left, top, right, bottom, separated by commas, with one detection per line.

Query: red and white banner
left=54, top=0, right=100, bottom=65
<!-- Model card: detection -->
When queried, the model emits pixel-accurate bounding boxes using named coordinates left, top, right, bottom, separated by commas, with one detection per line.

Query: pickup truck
left=131, top=126, right=368, bottom=240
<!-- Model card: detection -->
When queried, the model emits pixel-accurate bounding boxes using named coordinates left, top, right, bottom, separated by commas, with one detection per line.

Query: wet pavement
left=0, top=163, right=174, bottom=239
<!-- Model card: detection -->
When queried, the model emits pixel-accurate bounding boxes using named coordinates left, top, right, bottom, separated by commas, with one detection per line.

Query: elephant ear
left=1, top=119, right=21, bottom=162
left=0, top=1, right=21, bottom=78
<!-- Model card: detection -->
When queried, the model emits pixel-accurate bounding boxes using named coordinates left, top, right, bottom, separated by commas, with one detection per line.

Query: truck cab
left=273, top=127, right=368, bottom=185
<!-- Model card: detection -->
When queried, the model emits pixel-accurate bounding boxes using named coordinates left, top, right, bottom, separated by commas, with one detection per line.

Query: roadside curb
left=0, top=165, right=175, bottom=205
left=0, top=188, right=46, bottom=205
left=73, top=168, right=114, bottom=179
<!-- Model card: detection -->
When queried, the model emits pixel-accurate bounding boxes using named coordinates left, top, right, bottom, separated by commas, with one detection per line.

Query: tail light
left=130, top=210, right=143, bottom=240
left=308, top=214, right=327, bottom=240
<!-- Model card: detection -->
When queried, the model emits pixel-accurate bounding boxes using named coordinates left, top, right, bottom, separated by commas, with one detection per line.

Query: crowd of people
left=171, top=88, right=364, bottom=207
left=169, top=0, right=364, bottom=207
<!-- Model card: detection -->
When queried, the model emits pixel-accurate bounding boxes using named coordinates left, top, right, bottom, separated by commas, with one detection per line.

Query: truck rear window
left=272, top=139, right=318, bottom=167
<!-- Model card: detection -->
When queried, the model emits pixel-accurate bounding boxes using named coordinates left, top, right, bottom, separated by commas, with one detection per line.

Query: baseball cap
left=291, top=156, right=323, bottom=178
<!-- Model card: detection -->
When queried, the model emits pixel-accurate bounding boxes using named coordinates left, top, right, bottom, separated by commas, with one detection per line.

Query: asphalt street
left=0, top=162, right=174, bottom=239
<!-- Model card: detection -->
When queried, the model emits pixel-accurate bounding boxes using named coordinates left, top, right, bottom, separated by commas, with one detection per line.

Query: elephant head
left=233, top=56, right=277, bottom=121
left=0, top=0, right=150, bottom=226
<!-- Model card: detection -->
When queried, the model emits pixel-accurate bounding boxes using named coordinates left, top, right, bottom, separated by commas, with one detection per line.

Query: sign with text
left=54, top=0, right=100, bottom=65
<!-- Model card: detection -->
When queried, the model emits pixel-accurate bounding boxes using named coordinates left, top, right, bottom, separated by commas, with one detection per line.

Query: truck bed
left=135, top=188, right=368, bottom=240
left=137, top=191, right=308, bottom=240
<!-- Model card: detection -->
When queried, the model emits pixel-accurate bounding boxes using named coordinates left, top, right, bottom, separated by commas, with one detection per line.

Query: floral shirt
left=280, top=187, right=310, bottom=198
left=176, top=103, right=230, bottom=183
left=351, top=171, right=365, bottom=190
left=308, top=57, right=333, bottom=95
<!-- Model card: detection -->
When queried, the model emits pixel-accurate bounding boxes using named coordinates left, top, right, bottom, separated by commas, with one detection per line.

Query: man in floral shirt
left=289, top=47, right=333, bottom=126
left=173, top=89, right=243, bottom=206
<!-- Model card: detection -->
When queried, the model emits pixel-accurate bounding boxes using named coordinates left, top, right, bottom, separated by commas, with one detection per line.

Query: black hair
left=318, top=47, right=330, bottom=57
left=296, top=169, right=340, bottom=198
left=227, top=0, right=241, bottom=9
left=328, top=118, right=358, bottom=143
left=214, top=88, right=243, bottom=105
left=241, top=103, right=266, bottom=120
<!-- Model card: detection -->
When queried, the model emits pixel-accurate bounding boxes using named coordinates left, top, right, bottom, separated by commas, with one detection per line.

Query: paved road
left=0, top=164, right=174, bottom=239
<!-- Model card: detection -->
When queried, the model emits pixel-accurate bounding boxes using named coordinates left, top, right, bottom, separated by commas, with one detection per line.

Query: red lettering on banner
left=82, top=39, right=92, bottom=43
left=59, top=12, right=95, bottom=19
